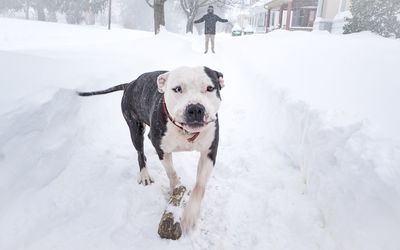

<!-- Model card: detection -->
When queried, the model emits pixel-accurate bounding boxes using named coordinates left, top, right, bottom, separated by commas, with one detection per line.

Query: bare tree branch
left=145, top=0, right=154, bottom=8
left=180, top=0, right=190, bottom=15
left=199, top=0, right=210, bottom=7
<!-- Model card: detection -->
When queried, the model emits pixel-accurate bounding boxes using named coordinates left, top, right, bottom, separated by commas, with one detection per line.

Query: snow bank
left=260, top=86, right=400, bottom=250
left=0, top=18, right=152, bottom=50
left=1, top=18, right=400, bottom=250
left=221, top=30, right=400, bottom=141
left=220, top=31, right=400, bottom=249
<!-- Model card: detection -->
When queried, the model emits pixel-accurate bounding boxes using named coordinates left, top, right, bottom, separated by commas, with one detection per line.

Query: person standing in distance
left=194, top=6, right=228, bottom=54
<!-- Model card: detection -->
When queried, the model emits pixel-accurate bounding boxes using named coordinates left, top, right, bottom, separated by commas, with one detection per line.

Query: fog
left=0, top=0, right=235, bottom=34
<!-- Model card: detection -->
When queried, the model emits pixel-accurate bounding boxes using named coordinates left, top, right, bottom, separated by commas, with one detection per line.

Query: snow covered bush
left=344, top=0, right=400, bottom=38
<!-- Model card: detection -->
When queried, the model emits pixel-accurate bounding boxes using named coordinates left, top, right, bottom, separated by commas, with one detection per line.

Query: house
left=249, top=0, right=318, bottom=32
left=248, top=0, right=350, bottom=33
left=313, top=0, right=351, bottom=33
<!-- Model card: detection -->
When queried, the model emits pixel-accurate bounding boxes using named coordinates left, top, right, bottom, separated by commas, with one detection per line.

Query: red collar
left=162, top=97, right=200, bottom=143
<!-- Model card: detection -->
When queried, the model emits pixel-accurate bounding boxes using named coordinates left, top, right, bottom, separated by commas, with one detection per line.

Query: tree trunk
left=153, top=0, right=166, bottom=34
left=186, top=20, right=192, bottom=33
left=186, top=11, right=196, bottom=33
left=36, top=7, right=46, bottom=21
left=24, top=1, right=30, bottom=20
left=160, top=3, right=165, bottom=26
left=154, top=4, right=161, bottom=34
left=154, top=3, right=162, bottom=34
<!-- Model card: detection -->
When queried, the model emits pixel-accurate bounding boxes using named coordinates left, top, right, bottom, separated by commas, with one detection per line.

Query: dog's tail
left=77, top=83, right=128, bottom=97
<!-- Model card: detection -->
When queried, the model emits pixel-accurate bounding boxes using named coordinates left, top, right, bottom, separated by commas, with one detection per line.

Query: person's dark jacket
left=194, top=13, right=228, bottom=35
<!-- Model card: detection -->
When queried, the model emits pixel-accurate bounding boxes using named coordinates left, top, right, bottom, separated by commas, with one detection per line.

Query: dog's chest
left=160, top=122, right=215, bottom=153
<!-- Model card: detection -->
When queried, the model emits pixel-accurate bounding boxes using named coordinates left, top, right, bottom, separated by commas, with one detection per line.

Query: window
left=292, top=8, right=316, bottom=27
left=257, top=13, right=266, bottom=27
left=271, top=12, right=275, bottom=27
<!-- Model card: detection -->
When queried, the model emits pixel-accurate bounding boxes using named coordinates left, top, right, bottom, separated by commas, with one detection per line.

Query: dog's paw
left=181, top=197, right=201, bottom=233
left=137, top=168, right=154, bottom=186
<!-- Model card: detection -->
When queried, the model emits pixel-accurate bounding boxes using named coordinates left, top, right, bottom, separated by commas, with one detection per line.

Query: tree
left=1, top=0, right=107, bottom=24
left=0, top=0, right=27, bottom=18
left=0, top=0, right=23, bottom=12
left=0, top=0, right=59, bottom=21
left=344, top=0, right=400, bottom=38
left=46, top=0, right=61, bottom=22
left=32, top=0, right=62, bottom=22
left=1, top=0, right=48, bottom=21
left=23, top=0, right=30, bottom=19
left=180, top=0, right=203, bottom=33
left=61, top=0, right=84, bottom=24
left=41, top=0, right=65, bottom=22
left=33, top=0, right=47, bottom=21
left=60, top=0, right=108, bottom=24
left=145, top=0, right=167, bottom=34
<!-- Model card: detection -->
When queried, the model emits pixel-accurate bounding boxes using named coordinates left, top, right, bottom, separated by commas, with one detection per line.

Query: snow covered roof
left=264, top=0, right=292, bottom=8
left=251, top=0, right=292, bottom=9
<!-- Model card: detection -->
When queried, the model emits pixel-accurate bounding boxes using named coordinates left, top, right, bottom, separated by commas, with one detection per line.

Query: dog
left=77, top=66, right=224, bottom=232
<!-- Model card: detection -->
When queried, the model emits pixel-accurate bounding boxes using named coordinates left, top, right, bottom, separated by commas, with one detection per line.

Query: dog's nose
left=185, top=104, right=205, bottom=123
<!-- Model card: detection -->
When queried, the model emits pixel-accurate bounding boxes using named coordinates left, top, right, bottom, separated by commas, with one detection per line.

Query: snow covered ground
left=1, top=18, right=400, bottom=250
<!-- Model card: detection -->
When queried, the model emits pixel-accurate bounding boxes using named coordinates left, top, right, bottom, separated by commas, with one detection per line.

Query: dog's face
left=157, top=66, right=224, bottom=132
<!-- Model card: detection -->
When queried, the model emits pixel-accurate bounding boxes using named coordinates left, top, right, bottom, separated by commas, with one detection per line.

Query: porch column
left=339, top=0, right=347, bottom=12
left=266, top=8, right=271, bottom=32
left=286, top=1, right=292, bottom=30
left=316, top=0, right=324, bottom=18
left=278, top=5, right=284, bottom=28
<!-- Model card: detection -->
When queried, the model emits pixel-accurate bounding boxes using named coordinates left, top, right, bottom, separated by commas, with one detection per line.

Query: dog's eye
left=206, top=86, right=215, bottom=92
left=172, top=86, right=182, bottom=93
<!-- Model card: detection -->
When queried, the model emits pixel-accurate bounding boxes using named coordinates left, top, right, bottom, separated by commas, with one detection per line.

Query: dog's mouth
left=183, top=122, right=206, bottom=133
left=186, top=121, right=205, bottom=128
left=182, top=119, right=216, bottom=132
left=172, top=119, right=215, bottom=133
left=183, top=122, right=206, bottom=132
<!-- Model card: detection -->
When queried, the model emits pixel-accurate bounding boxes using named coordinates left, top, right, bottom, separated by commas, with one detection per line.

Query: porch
left=262, top=0, right=318, bottom=32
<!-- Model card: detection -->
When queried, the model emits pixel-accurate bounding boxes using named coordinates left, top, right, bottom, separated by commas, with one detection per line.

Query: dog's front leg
left=181, top=151, right=214, bottom=232
left=160, top=153, right=179, bottom=191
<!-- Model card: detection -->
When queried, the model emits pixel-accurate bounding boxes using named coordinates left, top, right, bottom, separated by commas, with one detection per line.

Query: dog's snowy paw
left=137, top=168, right=154, bottom=186
left=181, top=198, right=200, bottom=233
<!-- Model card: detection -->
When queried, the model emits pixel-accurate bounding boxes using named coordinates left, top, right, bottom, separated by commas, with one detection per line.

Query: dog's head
left=157, top=66, right=224, bottom=132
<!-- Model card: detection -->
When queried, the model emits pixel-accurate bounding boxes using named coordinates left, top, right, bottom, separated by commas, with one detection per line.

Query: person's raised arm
left=194, top=15, right=206, bottom=23
left=216, top=15, right=228, bottom=23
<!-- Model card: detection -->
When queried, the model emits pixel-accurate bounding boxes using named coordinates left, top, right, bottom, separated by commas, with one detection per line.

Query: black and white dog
left=78, top=66, right=224, bottom=231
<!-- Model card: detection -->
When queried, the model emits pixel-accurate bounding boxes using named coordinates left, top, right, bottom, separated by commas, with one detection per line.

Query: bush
left=344, top=0, right=400, bottom=38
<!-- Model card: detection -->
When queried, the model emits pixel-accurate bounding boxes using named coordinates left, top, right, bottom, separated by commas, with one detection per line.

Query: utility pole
left=108, top=0, right=112, bottom=30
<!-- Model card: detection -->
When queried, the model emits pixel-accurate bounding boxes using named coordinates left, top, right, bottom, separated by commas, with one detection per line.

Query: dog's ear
left=215, top=71, right=225, bottom=89
left=204, top=67, right=225, bottom=90
left=157, top=72, right=169, bottom=93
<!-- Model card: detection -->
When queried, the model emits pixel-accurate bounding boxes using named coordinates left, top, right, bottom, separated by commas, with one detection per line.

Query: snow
left=1, top=18, right=400, bottom=250
left=333, top=10, right=352, bottom=21
left=232, top=24, right=242, bottom=30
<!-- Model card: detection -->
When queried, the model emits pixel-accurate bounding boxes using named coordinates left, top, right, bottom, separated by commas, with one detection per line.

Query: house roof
left=251, top=0, right=315, bottom=11
left=264, top=0, right=292, bottom=8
